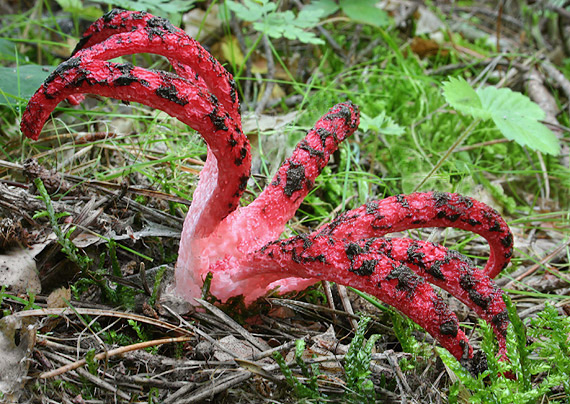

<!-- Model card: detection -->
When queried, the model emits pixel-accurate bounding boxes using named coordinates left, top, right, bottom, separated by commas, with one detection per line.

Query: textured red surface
left=21, top=9, right=513, bottom=366
left=70, top=9, right=240, bottom=123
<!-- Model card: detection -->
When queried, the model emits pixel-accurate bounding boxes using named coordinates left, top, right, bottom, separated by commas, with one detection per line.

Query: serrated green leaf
left=256, top=10, right=324, bottom=44
left=359, top=111, right=404, bottom=135
left=444, top=78, right=561, bottom=155
left=478, top=85, right=560, bottom=155
left=491, top=113, right=560, bottom=155
left=226, top=0, right=271, bottom=22
left=477, top=85, right=545, bottom=121
left=339, top=0, right=390, bottom=27
left=232, top=0, right=324, bottom=44
left=296, top=8, right=324, bottom=28
left=442, top=77, right=489, bottom=119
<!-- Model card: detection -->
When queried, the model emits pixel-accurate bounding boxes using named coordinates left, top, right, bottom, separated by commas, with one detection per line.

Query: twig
left=292, top=0, right=346, bottom=58
left=346, top=24, right=363, bottom=63
left=40, top=336, right=191, bottom=379
left=267, top=298, right=361, bottom=320
left=169, top=371, right=252, bottom=404
left=386, top=353, right=412, bottom=403
left=322, top=281, right=337, bottom=323
left=230, top=13, right=253, bottom=106
left=162, top=381, right=197, bottom=404
left=525, top=67, right=570, bottom=168
left=541, top=60, right=570, bottom=115
left=502, top=238, right=570, bottom=290
left=254, top=35, right=275, bottom=115
left=162, top=304, right=241, bottom=359
left=11, top=307, right=191, bottom=335
left=43, top=351, right=132, bottom=401
left=337, top=285, right=359, bottom=332
left=195, top=298, right=271, bottom=352
left=251, top=336, right=310, bottom=361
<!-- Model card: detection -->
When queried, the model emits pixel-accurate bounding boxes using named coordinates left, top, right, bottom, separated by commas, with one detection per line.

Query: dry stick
left=12, top=307, right=191, bottom=335
left=442, top=4, right=524, bottom=29
left=385, top=354, right=410, bottom=404
left=337, top=285, right=359, bottom=332
left=524, top=68, right=558, bottom=199
left=268, top=298, right=363, bottom=321
left=251, top=336, right=310, bottom=361
left=162, top=381, right=197, bottom=404
left=254, top=35, right=275, bottom=115
left=161, top=304, right=241, bottom=359
left=43, top=351, right=132, bottom=401
left=525, top=67, right=570, bottom=169
left=346, top=24, right=363, bottom=63
left=541, top=60, right=570, bottom=115
left=502, top=238, right=570, bottom=290
left=557, top=12, right=570, bottom=56
left=495, top=1, right=503, bottom=53
left=195, top=298, right=271, bottom=352
left=322, top=281, right=338, bottom=323
left=40, top=336, right=191, bottom=379
left=38, top=337, right=90, bottom=354
left=230, top=13, right=252, bottom=107
left=4, top=155, right=193, bottom=207
left=173, top=347, right=406, bottom=403
left=427, top=58, right=530, bottom=78
left=115, top=374, right=190, bottom=390
left=316, top=24, right=346, bottom=58
left=522, top=146, right=548, bottom=202
left=173, top=371, right=252, bottom=404
left=536, top=151, right=550, bottom=200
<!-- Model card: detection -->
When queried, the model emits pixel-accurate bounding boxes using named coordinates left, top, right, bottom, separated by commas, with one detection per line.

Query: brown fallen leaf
left=410, top=37, right=449, bottom=58
left=0, top=316, right=36, bottom=402
left=0, top=243, right=42, bottom=294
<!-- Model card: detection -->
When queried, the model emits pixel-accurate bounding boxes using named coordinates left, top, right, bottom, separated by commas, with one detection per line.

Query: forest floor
left=0, top=1, right=569, bottom=403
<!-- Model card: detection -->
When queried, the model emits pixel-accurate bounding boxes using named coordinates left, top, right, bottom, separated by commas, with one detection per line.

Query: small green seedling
left=442, top=77, right=561, bottom=156
left=225, top=0, right=325, bottom=45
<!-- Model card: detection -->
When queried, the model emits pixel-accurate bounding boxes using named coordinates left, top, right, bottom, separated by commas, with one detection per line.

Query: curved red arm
left=21, top=58, right=249, bottom=236
left=213, top=234, right=509, bottom=362
left=70, top=9, right=240, bottom=123
left=317, top=191, right=514, bottom=278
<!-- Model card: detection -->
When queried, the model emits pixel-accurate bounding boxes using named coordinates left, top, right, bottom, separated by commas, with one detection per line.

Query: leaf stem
left=413, top=118, right=481, bottom=192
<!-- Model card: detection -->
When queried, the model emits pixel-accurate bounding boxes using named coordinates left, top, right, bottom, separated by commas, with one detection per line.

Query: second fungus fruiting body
left=22, top=9, right=513, bottom=367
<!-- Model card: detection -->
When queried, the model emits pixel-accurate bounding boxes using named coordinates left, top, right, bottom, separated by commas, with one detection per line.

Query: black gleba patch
left=284, top=163, right=305, bottom=197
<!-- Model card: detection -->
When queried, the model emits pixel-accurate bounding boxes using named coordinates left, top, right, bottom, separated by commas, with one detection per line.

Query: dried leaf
left=0, top=244, right=42, bottom=294
left=410, top=37, right=448, bottom=58
left=0, top=316, right=36, bottom=401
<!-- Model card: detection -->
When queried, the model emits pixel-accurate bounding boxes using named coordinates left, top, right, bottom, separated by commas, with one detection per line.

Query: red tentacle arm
left=177, top=102, right=360, bottom=302
left=211, top=236, right=483, bottom=361
left=250, top=190, right=513, bottom=297
left=20, top=58, right=250, bottom=238
left=212, top=234, right=508, bottom=361
left=246, top=102, right=360, bottom=227
left=318, top=192, right=514, bottom=278
left=70, top=9, right=240, bottom=122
